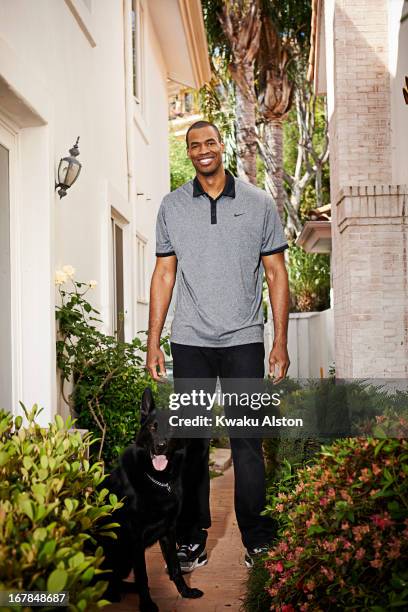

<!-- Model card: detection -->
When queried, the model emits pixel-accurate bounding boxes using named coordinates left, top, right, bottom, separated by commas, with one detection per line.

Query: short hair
left=185, top=120, right=222, bottom=147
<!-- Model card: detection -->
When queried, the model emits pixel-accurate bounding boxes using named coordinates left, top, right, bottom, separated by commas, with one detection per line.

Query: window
left=136, top=233, right=148, bottom=303
left=131, top=0, right=144, bottom=105
left=111, top=217, right=125, bottom=342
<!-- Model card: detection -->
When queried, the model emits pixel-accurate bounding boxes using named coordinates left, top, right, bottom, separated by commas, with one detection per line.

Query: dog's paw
left=181, top=587, right=204, bottom=599
left=139, top=598, right=159, bottom=612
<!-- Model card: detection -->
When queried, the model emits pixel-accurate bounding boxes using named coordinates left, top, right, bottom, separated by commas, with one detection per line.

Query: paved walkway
left=108, top=465, right=248, bottom=612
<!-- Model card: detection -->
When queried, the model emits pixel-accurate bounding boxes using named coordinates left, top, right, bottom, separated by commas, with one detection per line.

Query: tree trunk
left=218, top=0, right=261, bottom=186
left=264, top=119, right=285, bottom=219
left=235, top=75, right=257, bottom=184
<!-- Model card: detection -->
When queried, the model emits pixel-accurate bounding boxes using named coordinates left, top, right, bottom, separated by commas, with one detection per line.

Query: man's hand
left=146, top=344, right=167, bottom=380
left=268, top=341, right=290, bottom=384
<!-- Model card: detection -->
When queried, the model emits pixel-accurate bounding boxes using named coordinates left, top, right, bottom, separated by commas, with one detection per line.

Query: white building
left=0, top=0, right=210, bottom=424
left=308, top=0, right=408, bottom=378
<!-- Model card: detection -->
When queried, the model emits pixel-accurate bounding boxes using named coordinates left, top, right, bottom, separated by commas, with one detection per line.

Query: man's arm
left=146, top=255, right=177, bottom=380
left=262, top=252, right=290, bottom=383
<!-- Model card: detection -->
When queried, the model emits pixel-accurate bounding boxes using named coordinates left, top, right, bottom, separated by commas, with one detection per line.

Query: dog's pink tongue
left=152, top=455, right=168, bottom=471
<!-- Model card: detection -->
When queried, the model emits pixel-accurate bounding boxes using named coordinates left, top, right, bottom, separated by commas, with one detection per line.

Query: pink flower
left=319, top=497, right=329, bottom=507
left=276, top=503, right=285, bottom=512
left=342, top=538, right=352, bottom=549
left=387, top=537, right=401, bottom=559
left=278, top=541, right=289, bottom=553
left=322, top=540, right=337, bottom=552
left=370, top=558, right=383, bottom=569
left=371, top=463, right=381, bottom=476
left=371, top=512, right=394, bottom=529
left=355, top=547, right=365, bottom=560
left=276, top=560, right=285, bottom=573
left=281, top=605, right=295, bottom=612
left=340, top=490, right=352, bottom=502
left=341, top=521, right=349, bottom=531
left=321, top=566, right=335, bottom=581
left=305, top=580, right=316, bottom=592
left=359, top=468, right=371, bottom=483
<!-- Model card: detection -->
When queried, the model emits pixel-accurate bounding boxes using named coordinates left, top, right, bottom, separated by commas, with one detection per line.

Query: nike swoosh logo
left=234, top=213, right=245, bottom=217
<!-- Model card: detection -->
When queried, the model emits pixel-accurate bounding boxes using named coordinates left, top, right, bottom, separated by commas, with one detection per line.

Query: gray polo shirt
left=155, top=171, right=288, bottom=347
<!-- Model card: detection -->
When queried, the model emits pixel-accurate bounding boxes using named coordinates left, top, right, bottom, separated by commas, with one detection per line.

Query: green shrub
left=262, top=436, right=408, bottom=611
left=55, top=271, right=166, bottom=466
left=244, top=558, right=273, bottom=612
left=169, top=133, right=195, bottom=191
left=263, top=379, right=408, bottom=485
left=288, top=245, right=330, bottom=312
left=0, top=405, right=122, bottom=611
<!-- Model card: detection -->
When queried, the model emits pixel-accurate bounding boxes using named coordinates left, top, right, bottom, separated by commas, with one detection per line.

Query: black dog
left=99, top=387, right=203, bottom=611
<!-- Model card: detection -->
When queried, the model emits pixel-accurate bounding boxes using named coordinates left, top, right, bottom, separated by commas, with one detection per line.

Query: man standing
left=146, top=120, right=290, bottom=570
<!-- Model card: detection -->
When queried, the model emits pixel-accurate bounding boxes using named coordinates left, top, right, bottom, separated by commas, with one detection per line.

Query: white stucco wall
left=0, top=0, right=171, bottom=424
left=264, top=308, right=334, bottom=379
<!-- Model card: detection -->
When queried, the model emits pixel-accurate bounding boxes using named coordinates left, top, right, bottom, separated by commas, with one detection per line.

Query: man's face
left=187, top=126, right=225, bottom=176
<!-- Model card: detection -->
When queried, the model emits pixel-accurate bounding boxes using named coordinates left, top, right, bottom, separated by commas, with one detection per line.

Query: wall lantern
left=55, top=137, right=82, bottom=198
left=403, top=76, right=408, bottom=105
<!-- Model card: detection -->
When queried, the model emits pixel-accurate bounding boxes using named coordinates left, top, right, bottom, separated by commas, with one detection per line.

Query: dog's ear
left=141, top=387, right=155, bottom=422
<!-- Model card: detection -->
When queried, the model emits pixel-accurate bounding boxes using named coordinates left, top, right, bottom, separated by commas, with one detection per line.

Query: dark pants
left=171, top=341, right=277, bottom=550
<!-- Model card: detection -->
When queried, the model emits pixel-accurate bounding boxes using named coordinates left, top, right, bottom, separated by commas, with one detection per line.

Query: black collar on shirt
left=193, top=169, right=236, bottom=199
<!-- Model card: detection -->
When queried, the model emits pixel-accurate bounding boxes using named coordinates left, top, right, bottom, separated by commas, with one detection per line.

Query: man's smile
left=197, top=156, right=215, bottom=166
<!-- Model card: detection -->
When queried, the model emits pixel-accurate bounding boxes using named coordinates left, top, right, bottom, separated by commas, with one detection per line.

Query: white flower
left=62, top=265, right=76, bottom=279
left=55, top=270, right=68, bottom=285
left=88, top=280, right=98, bottom=289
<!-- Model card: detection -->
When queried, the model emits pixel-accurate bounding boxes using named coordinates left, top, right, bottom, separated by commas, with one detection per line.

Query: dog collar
left=145, top=472, right=172, bottom=493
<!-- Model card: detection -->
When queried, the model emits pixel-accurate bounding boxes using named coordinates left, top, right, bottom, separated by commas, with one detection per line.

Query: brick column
left=330, top=0, right=408, bottom=377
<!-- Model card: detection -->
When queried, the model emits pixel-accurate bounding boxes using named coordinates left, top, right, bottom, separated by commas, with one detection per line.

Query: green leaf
left=47, top=568, right=68, bottom=592
left=307, top=525, right=326, bottom=535
left=40, top=540, right=57, bottom=558
left=33, top=527, right=48, bottom=542
left=69, top=552, right=85, bottom=568
left=20, top=498, right=34, bottom=521
left=374, top=439, right=386, bottom=457
left=0, top=451, right=10, bottom=466
left=23, top=456, right=33, bottom=470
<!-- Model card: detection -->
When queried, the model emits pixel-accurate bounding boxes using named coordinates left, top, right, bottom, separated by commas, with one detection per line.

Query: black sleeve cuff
left=156, top=251, right=176, bottom=257
left=261, top=243, right=289, bottom=256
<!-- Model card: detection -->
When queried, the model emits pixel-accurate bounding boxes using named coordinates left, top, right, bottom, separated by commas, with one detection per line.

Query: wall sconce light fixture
left=403, top=76, right=408, bottom=105
left=55, top=137, right=82, bottom=198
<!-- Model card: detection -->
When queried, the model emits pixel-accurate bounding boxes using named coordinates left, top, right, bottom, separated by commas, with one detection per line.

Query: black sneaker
left=244, top=545, right=269, bottom=568
left=177, top=542, right=208, bottom=573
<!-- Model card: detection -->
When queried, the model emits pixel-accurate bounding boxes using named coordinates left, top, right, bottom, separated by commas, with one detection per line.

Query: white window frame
left=131, top=0, right=145, bottom=109
left=0, top=115, right=23, bottom=416
left=111, top=212, right=127, bottom=342
left=136, top=231, right=148, bottom=304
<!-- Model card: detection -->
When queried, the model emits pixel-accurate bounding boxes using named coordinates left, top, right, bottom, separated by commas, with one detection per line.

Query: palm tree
left=257, top=13, right=294, bottom=217
left=218, top=0, right=261, bottom=185
left=202, top=0, right=261, bottom=185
